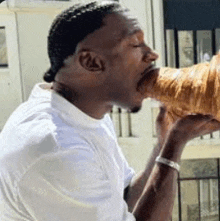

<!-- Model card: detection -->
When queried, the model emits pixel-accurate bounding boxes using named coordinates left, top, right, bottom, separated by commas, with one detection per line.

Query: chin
left=129, top=95, right=144, bottom=113
left=130, top=105, right=142, bottom=113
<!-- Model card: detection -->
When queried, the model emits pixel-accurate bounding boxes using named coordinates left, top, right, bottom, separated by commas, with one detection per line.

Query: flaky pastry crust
left=139, top=54, right=220, bottom=121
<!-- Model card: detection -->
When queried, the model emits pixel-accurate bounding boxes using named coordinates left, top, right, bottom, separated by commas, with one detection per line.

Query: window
left=172, top=158, right=220, bottom=221
left=0, top=27, right=8, bottom=67
left=110, top=107, right=133, bottom=138
left=178, top=31, right=194, bottom=68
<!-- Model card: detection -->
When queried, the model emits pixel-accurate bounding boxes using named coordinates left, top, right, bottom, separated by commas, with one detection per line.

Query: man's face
left=80, top=11, right=159, bottom=113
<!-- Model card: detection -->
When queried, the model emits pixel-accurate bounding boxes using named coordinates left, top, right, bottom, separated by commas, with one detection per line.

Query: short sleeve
left=17, top=146, right=136, bottom=221
left=124, top=159, right=135, bottom=188
left=116, top=145, right=135, bottom=189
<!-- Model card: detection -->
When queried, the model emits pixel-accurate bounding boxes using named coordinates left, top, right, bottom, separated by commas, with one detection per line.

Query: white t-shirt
left=0, top=83, right=136, bottom=221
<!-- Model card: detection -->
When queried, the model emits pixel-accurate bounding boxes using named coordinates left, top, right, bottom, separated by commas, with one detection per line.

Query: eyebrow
left=125, top=16, right=142, bottom=35
left=119, top=27, right=143, bottom=43
left=127, top=28, right=142, bottom=37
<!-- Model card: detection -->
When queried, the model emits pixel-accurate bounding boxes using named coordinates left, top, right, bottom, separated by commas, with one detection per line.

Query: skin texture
left=53, top=12, right=158, bottom=119
left=52, top=11, right=220, bottom=221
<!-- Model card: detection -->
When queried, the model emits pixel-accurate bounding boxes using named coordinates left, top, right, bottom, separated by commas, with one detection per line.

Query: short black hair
left=44, top=1, right=127, bottom=83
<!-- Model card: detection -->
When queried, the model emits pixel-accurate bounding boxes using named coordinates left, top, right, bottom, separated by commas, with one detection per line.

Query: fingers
left=155, top=105, right=169, bottom=146
left=176, top=114, right=213, bottom=125
left=155, top=105, right=220, bottom=145
left=172, top=114, right=220, bottom=140
left=156, top=105, right=167, bottom=124
left=202, top=118, right=220, bottom=133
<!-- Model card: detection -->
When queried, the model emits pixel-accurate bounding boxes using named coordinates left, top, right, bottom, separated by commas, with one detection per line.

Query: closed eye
left=133, top=42, right=146, bottom=48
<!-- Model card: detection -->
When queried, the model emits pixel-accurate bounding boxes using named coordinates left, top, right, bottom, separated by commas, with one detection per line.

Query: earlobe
left=79, top=51, right=104, bottom=72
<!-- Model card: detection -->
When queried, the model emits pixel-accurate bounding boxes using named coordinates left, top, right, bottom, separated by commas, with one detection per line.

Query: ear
left=79, top=51, right=104, bottom=72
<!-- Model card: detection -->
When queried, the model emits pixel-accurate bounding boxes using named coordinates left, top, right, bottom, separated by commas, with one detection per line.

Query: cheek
left=112, top=43, right=142, bottom=63
left=107, top=47, right=143, bottom=76
left=124, top=49, right=143, bottom=67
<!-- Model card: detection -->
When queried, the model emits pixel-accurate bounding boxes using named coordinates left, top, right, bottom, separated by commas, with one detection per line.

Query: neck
left=72, top=99, right=112, bottom=119
left=52, top=82, right=112, bottom=119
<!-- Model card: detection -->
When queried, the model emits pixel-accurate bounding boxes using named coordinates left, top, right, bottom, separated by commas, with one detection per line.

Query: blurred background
left=1, top=0, right=220, bottom=220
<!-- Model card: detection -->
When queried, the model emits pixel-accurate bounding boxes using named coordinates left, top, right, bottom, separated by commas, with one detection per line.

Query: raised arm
left=124, top=106, right=176, bottom=211
left=126, top=108, right=220, bottom=221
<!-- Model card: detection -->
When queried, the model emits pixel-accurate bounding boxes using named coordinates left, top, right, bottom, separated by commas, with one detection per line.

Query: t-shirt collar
left=29, top=83, right=108, bottom=128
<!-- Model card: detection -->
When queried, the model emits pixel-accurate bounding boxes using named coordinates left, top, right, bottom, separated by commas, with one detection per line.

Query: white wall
left=8, top=1, right=96, bottom=100
left=0, top=8, right=23, bottom=129
left=0, top=0, right=164, bottom=172
left=16, top=12, right=55, bottom=100
left=114, top=0, right=159, bottom=172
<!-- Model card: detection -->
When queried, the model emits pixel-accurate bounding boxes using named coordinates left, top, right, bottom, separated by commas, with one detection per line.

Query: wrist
left=155, top=156, right=180, bottom=172
left=160, top=131, right=187, bottom=163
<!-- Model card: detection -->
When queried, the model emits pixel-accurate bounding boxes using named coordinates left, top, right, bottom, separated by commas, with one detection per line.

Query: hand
left=157, top=105, right=220, bottom=148
left=156, top=105, right=183, bottom=146
left=159, top=112, right=220, bottom=162
left=168, top=114, right=220, bottom=145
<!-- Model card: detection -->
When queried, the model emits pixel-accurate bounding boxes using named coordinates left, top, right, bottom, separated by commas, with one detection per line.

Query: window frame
left=0, top=26, right=9, bottom=68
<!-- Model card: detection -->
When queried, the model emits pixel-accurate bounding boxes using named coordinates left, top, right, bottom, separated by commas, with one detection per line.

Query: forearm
left=133, top=164, right=178, bottom=221
left=127, top=112, right=220, bottom=220
left=125, top=143, right=162, bottom=211
left=132, top=134, right=185, bottom=221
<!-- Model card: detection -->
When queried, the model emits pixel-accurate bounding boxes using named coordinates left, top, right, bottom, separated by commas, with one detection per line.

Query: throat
left=52, top=82, right=112, bottom=119
left=73, top=101, right=113, bottom=119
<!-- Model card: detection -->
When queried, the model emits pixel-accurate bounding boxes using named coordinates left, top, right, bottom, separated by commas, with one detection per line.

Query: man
left=0, top=1, right=220, bottom=220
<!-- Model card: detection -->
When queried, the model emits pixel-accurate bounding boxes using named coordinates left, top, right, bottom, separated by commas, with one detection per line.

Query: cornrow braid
left=44, top=1, right=127, bottom=83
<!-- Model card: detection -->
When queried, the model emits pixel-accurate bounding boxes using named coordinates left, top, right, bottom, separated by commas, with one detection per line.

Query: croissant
left=139, top=54, right=220, bottom=121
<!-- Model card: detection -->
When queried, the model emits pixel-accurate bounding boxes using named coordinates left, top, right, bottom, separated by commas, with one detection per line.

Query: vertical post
left=112, top=106, right=121, bottom=137
left=151, top=0, right=166, bottom=67
left=198, top=180, right=201, bottom=221
left=128, top=112, right=132, bottom=137
left=212, top=29, right=216, bottom=55
left=118, top=108, right=122, bottom=137
left=164, top=28, right=168, bottom=67
left=193, top=30, right=197, bottom=64
left=121, top=109, right=130, bottom=137
left=166, top=30, right=176, bottom=68
left=177, top=173, right=182, bottom=221
left=174, top=28, right=179, bottom=68
left=212, top=131, right=219, bottom=139
left=217, top=159, right=220, bottom=221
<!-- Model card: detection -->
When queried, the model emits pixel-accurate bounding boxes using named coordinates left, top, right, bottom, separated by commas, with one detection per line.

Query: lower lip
left=137, top=68, right=159, bottom=92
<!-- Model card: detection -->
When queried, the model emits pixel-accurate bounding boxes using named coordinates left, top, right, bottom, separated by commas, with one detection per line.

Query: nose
left=143, top=49, right=159, bottom=62
left=150, top=51, right=159, bottom=61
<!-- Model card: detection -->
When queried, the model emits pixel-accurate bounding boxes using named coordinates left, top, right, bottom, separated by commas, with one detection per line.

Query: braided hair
left=44, top=1, right=127, bottom=83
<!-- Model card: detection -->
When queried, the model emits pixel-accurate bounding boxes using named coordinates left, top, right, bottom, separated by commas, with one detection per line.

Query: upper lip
left=137, top=64, right=159, bottom=87
left=141, top=64, right=155, bottom=77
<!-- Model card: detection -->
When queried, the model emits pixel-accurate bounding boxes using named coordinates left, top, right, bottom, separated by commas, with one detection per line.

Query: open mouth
left=137, top=65, right=159, bottom=92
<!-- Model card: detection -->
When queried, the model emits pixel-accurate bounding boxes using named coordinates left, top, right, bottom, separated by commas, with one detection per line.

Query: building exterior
left=1, top=0, right=220, bottom=220
left=0, top=0, right=162, bottom=172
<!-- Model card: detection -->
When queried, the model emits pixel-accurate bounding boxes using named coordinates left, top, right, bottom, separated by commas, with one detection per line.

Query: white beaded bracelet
left=155, top=156, right=180, bottom=172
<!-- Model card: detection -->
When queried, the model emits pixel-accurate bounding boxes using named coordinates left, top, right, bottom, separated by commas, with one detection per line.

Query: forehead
left=103, top=12, right=142, bottom=40
left=101, top=12, right=142, bottom=43
left=79, top=12, right=143, bottom=50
